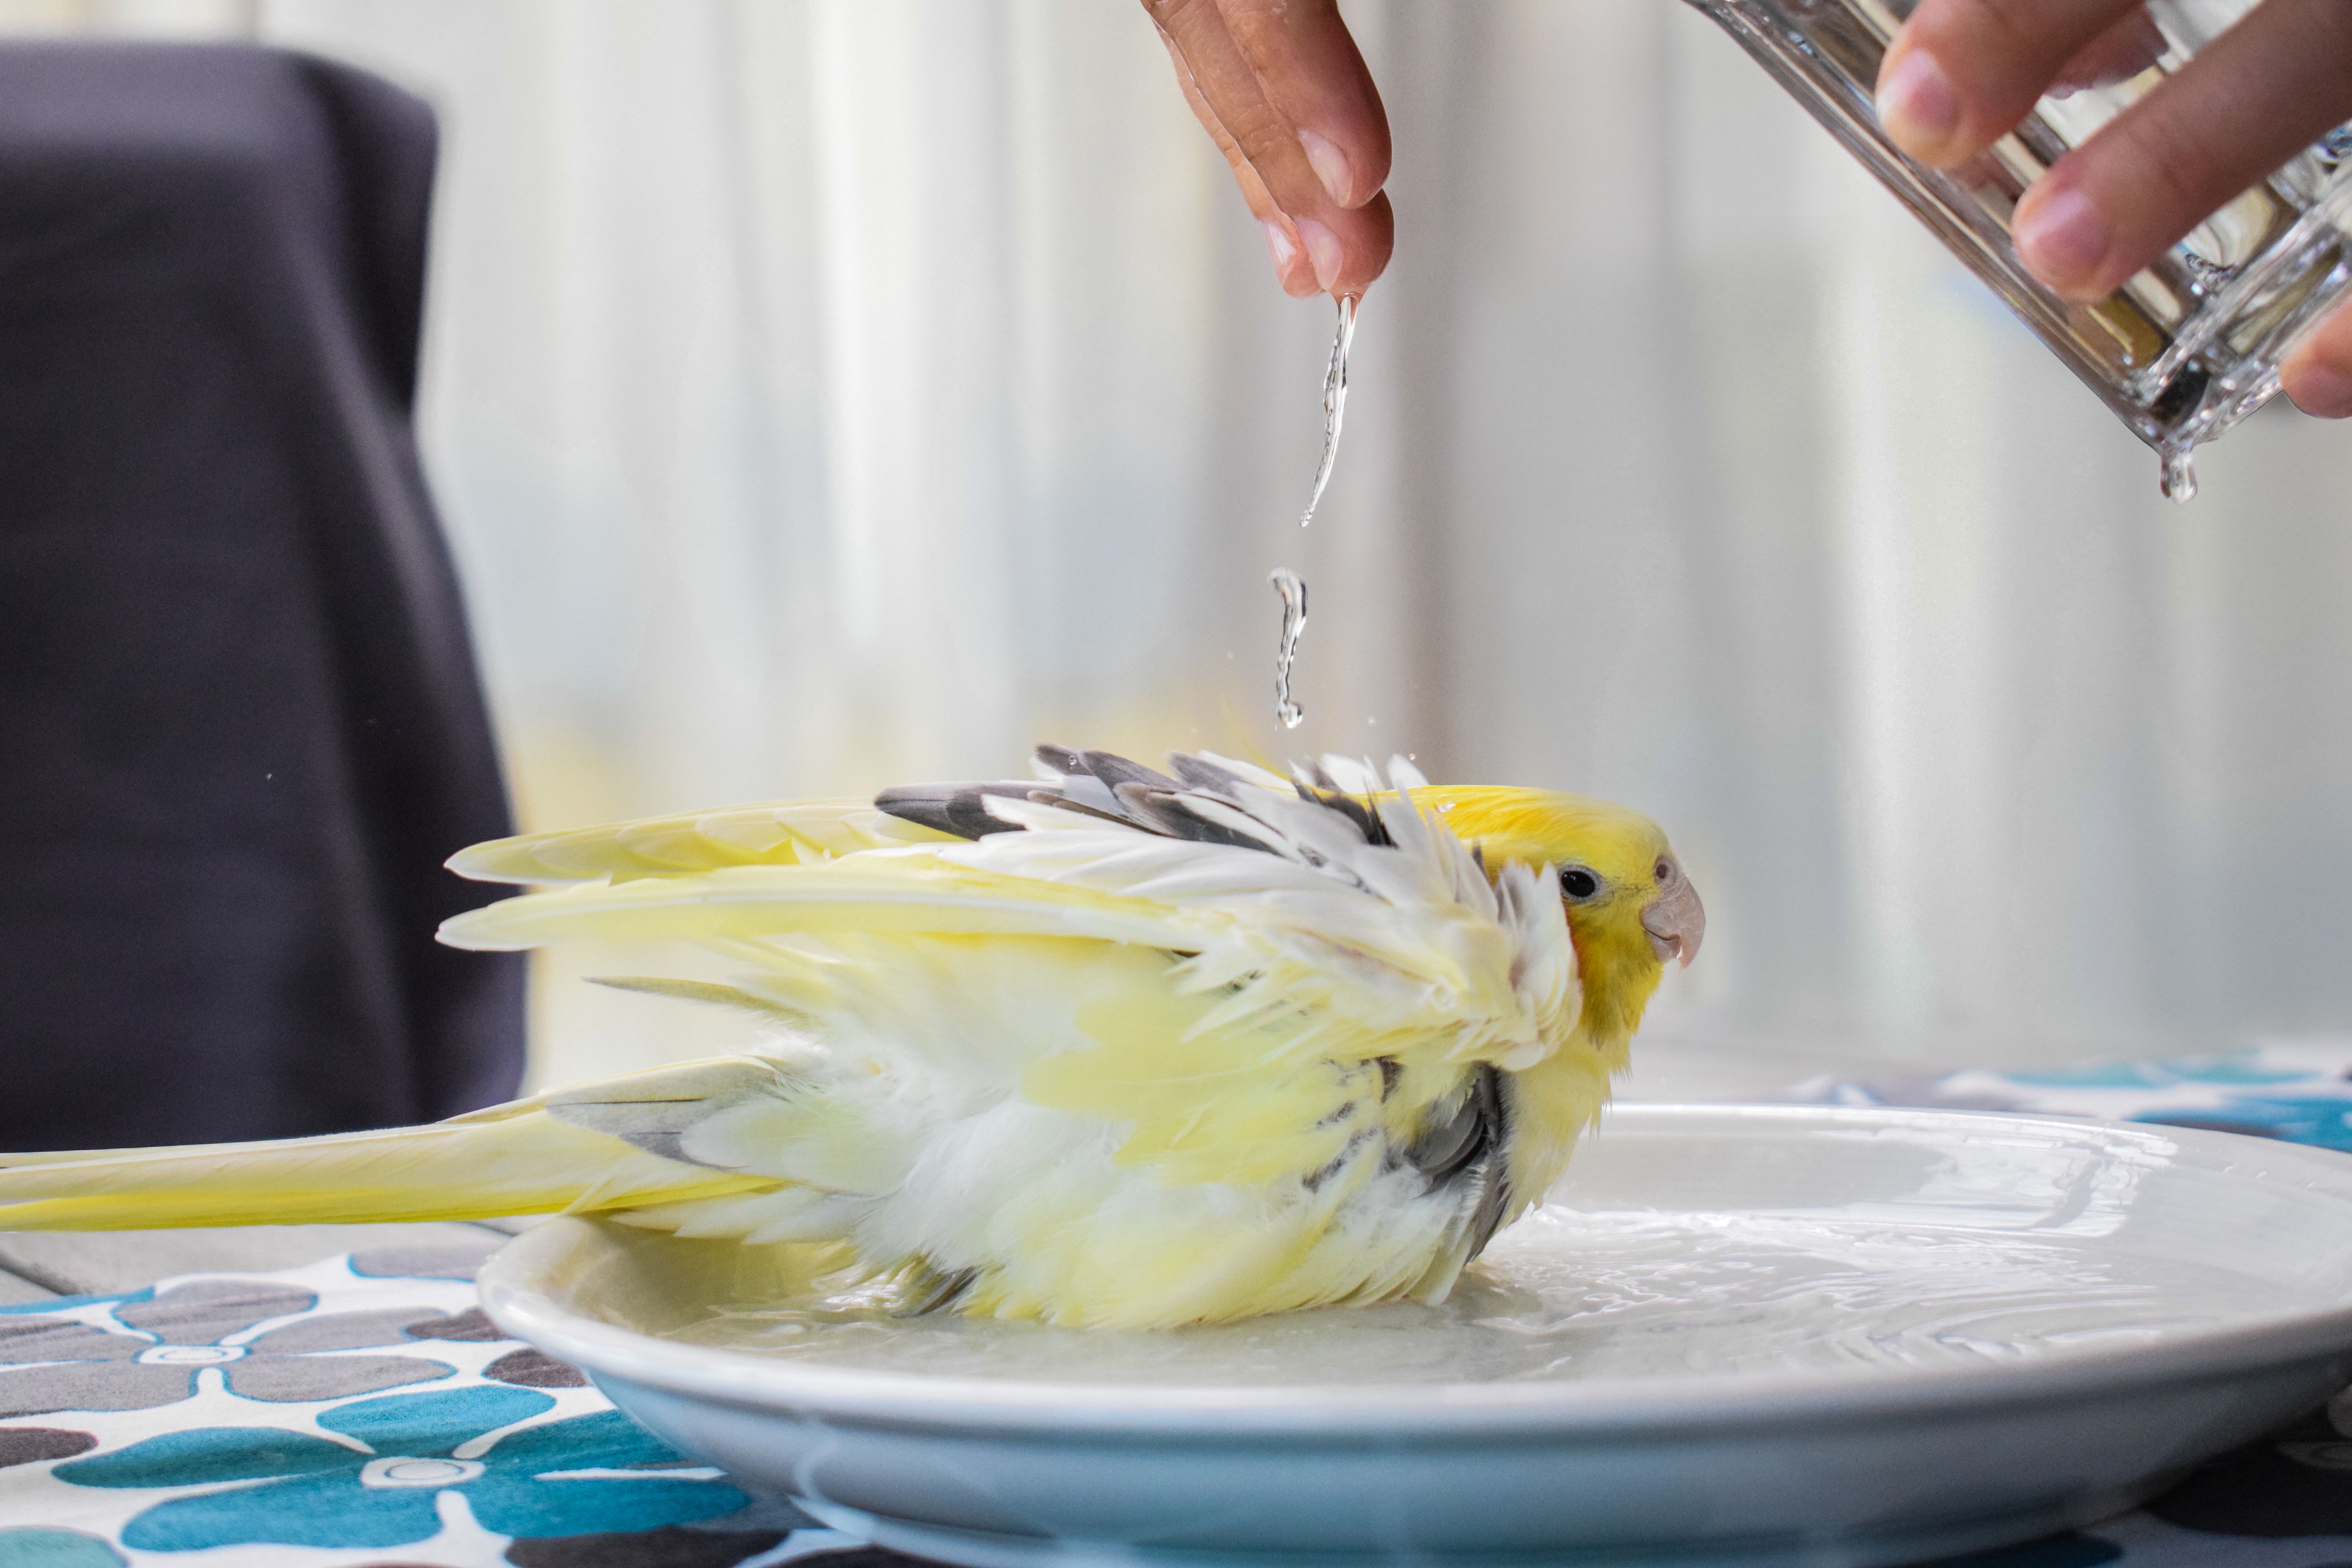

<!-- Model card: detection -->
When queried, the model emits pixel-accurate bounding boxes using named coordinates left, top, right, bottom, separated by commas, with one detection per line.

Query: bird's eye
left=1559, top=868, right=1599, bottom=900
left=1655, top=858, right=1673, bottom=884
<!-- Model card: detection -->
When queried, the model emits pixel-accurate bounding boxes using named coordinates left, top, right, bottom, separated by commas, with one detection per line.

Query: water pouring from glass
left=1148, top=0, right=2352, bottom=500
left=1692, top=0, right=2352, bottom=499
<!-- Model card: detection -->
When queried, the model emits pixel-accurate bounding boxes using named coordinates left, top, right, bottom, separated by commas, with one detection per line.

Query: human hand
left=1143, top=0, right=1394, bottom=299
left=1875, top=0, right=2352, bottom=416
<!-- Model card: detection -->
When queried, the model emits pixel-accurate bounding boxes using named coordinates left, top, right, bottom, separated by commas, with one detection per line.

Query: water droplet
left=1270, top=568, right=1308, bottom=730
left=2159, top=443, right=2198, bottom=502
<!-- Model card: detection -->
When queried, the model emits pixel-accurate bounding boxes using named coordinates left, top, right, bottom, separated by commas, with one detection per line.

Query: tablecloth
left=7, top=1041, right=2352, bottom=1567
left=0, top=1243, right=844, bottom=1567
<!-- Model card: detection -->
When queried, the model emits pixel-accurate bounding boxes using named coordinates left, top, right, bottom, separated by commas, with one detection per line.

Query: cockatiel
left=0, top=748, right=1702, bottom=1329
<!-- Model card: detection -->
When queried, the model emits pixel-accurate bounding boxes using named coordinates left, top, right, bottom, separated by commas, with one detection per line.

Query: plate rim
left=479, top=1102, right=2352, bottom=1439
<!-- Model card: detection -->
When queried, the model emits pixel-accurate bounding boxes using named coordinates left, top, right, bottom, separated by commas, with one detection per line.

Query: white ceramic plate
left=479, top=1104, right=2352, bottom=1567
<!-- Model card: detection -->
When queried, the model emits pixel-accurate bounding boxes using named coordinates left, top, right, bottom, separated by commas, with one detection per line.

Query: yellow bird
left=0, top=748, right=1702, bottom=1328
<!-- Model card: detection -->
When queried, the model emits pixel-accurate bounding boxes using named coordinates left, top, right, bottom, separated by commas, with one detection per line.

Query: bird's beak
left=1641, top=866, right=1705, bottom=969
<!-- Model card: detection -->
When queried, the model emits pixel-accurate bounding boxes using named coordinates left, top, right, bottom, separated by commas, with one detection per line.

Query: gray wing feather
left=542, top=1058, right=802, bottom=1171
left=872, top=782, right=1031, bottom=839
left=1401, top=1065, right=1515, bottom=1261
left=875, top=744, right=1397, bottom=862
left=1169, top=753, right=1248, bottom=794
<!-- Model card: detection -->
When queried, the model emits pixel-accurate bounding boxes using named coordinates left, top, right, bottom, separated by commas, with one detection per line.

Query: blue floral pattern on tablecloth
left=0, top=1277, right=457, bottom=1418
left=58, top=1385, right=743, bottom=1550
left=1790, top=1038, right=2352, bottom=1151
left=0, top=1250, right=814, bottom=1566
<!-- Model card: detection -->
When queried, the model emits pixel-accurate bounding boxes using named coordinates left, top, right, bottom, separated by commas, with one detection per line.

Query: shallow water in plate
left=657, top=1204, right=2301, bottom=1386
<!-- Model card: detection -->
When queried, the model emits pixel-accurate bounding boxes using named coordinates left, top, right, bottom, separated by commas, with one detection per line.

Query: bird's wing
left=432, top=750, right=1579, bottom=1254
left=448, top=800, right=955, bottom=886
left=445, top=749, right=1578, bottom=1076
left=439, top=855, right=1217, bottom=952
left=939, top=750, right=1581, bottom=1070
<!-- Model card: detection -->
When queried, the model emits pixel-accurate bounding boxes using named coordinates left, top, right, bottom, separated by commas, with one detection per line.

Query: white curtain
left=15, top=0, right=2352, bottom=1088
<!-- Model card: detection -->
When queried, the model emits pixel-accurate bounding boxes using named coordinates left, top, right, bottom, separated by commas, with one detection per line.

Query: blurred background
left=11, top=0, right=2351, bottom=1099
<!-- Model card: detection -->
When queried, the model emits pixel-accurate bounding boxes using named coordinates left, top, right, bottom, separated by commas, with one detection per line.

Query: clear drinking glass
left=1683, top=0, right=2352, bottom=499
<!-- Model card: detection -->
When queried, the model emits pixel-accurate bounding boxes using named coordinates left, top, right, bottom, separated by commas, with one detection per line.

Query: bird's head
left=1406, top=786, right=1703, bottom=1044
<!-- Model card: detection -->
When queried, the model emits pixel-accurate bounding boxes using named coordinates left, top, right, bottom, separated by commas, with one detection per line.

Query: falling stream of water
left=1269, top=294, right=1358, bottom=730
left=1297, top=292, right=1357, bottom=531
left=1269, top=568, right=1308, bottom=730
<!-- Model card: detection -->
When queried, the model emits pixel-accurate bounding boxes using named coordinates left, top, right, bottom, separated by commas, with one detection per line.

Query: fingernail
left=2293, top=362, right=2352, bottom=418
left=1264, top=219, right=1298, bottom=274
left=1298, top=128, right=1352, bottom=205
left=2014, top=186, right=2111, bottom=293
left=1877, top=49, right=1959, bottom=156
left=1296, top=217, right=1342, bottom=292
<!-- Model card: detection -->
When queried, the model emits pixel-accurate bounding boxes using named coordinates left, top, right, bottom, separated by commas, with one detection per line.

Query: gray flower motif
left=0, top=1426, right=95, bottom=1467
left=0, top=1281, right=455, bottom=1418
left=402, top=1307, right=587, bottom=1388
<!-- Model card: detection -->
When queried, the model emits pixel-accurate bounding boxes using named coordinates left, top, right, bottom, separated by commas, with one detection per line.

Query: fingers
left=1143, top=0, right=1393, bottom=297
left=1154, top=24, right=1320, bottom=296
left=1310, top=191, right=1392, bottom=300
left=1216, top=0, right=1390, bottom=208
left=1877, top=0, right=2147, bottom=167
left=2283, top=299, right=2352, bottom=417
left=2049, top=9, right=2169, bottom=96
left=2012, top=0, right=2352, bottom=300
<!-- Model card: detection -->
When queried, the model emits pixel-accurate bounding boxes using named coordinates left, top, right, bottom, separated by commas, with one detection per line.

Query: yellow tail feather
left=0, top=1107, right=780, bottom=1232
